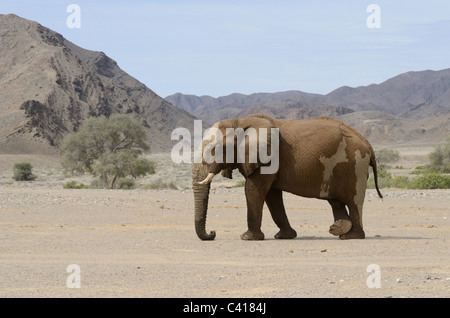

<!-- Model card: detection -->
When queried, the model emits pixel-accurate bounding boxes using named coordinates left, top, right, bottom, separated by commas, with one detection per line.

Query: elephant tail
left=370, top=148, right=383, bottom=199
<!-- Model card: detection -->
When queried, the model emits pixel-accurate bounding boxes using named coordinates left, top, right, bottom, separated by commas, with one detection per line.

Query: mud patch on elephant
left=329, top=219, right=352, bottom=236
left=319, top=138, right=348, bottom=198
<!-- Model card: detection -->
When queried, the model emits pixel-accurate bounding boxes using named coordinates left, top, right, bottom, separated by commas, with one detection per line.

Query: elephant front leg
left=241, top=173, right=275, bottom=240
left=266, top=188, right=297, bottom=239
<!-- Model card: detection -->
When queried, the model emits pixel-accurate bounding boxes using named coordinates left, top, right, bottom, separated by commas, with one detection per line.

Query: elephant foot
left=329, top=219, right=352, bottom=236
left=275, top=228, right=297, bottom=239
left=241, top=230, right=265, bottom=240
left=339, top=228, right=365, bottom=240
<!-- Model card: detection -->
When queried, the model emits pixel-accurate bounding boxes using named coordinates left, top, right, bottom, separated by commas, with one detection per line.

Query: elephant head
left=192, top=114, right=278, bottom=240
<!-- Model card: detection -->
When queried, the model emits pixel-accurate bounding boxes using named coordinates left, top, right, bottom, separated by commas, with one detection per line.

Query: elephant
left=192, top=113, right=382, bottom=241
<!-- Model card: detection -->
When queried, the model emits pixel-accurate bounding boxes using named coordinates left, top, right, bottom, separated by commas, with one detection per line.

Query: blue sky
left=2, top=1, right=450, bottom=97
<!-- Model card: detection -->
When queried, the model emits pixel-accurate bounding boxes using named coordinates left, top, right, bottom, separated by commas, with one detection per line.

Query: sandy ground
left=0, top=188, right=449, bottom=298
left=0, top=150, right=449, bottom=298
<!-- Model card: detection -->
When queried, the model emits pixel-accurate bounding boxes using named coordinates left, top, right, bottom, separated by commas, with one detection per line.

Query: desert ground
left=0, top=147, right=449, bottom=298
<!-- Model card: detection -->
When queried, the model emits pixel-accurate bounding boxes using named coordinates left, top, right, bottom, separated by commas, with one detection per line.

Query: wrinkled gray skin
left=193, top=163, right=216, bottom=240
left=193, top=114, right=382, bottom=241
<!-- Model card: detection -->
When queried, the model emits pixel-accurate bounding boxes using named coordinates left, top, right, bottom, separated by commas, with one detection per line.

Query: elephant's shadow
left=265, top=235, right=430, bottom=241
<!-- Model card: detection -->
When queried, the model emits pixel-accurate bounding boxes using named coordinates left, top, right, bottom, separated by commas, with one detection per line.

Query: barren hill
left=0, top=14, right=196, bottom=154
left=166, top=91, right=321, bottom=124
left=167, top=68, right=450, bottom=122
left=324, top=68, right=450, bottom=115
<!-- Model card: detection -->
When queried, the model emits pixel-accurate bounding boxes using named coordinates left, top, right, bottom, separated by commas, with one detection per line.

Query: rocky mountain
left=0, top=14, right=196, bottom=154
left=166, top=91, right=322, bottom=124
left=166, top=69, right=450, bottom=146
left=324, top=68, right=450, bottom=115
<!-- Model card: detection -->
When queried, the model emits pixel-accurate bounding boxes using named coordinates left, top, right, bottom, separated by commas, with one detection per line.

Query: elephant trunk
left=193, top=163, right=216, bottom=240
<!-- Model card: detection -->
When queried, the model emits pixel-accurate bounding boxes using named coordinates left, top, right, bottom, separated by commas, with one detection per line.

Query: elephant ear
left=235, top=114, right=276, bottom=177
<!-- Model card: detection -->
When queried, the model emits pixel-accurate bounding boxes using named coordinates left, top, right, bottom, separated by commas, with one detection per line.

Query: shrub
left=390, top=176, right=410, bottom=189
left=368, top=167, right=450, bottom=190
left=410, top=173, right=450, bottom=189
left=63, top=180, right=87, bottom=189
left=13, top=162, right=37, bottom=181
left=410, top=167, right=426, bottom=175
left=428, top=137, right=450, bottom=173
left=116, top=177, right=136, bottom=190
left=367, top=167, right=392, bottom=189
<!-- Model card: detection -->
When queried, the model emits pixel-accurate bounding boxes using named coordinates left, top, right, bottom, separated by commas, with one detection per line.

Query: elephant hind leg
left=265, top=188, right=297, bottom=239
left=328, top=199, right=352, bottom=236
left=339, top=203, right=365, bottom=240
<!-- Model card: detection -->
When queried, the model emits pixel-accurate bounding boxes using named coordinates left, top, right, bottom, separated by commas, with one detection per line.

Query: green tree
left=429, top=137, right=450, bottom=173
left=375, top=148, right=400, bottom=170
left=60, top=114, right=155, bottom=189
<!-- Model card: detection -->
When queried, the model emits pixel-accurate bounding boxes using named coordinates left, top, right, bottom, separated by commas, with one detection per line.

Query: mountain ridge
left=166, top=69, right=450, bottom=145
left=166, top=68, right=450, bottom=121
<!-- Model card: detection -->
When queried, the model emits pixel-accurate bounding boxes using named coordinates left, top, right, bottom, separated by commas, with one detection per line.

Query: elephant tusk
left=195, top=173, right=215, bottom=186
